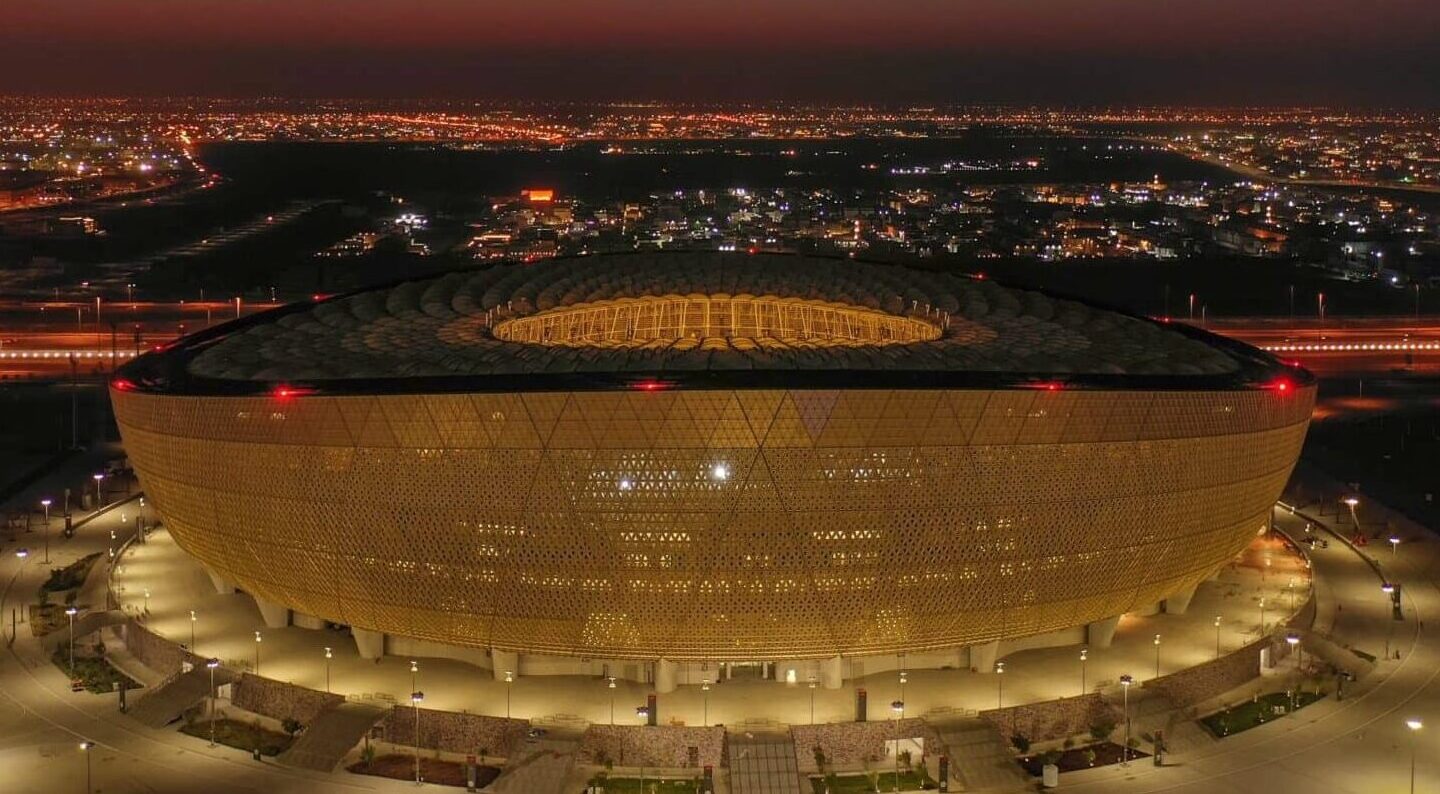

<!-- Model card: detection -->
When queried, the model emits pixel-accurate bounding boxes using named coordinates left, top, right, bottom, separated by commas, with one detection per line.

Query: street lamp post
left=1383, top=583, right=1396, bottom=657
left=40, top=499, right=51, bottom=564
left=13, top=549, right=28, bottom=640
left=189, top=610, right=197, bottom=652
left=410, top=660, right=419, bottom=694
left=703, top=679, right=712, bottom=727
left=1215, top=615, right=1223, bottom=658
left=1285, top=633, right=1302, bottom=714
left=92, top=473, right=104, bottom=508
left=65, top=606, right=78, bottom=674
left=1153, top=634, right=1161, bottom=678
left=1119, top=674, right=1134, bottom=766
left=504, top=670, right=514, bottom=719
left=1407, top=718, right=1423, bottom=794
left=1390, top=535, right=1401, bottom=557
left=411, top=691, right=424, bottom=786
left=1259, top=598, right=1266, bottom=635
left=253, top=631, right=261, bottom=675
left=807, top=677, right=816, bottom=725
left=607, top=676, right=616, bottom=725
left=142, top=589, right=150, bottom=615
left=995, top=661, right=1005, bottom=710
left=205, top=658, right=220, bottom=746
left=324, top=647, right=332, bottom=693
left=80, top=741, right=94, bottom=793
left=890, top=699, right=905, bottom=792
left=1079, top=647, right=1088, bottom=695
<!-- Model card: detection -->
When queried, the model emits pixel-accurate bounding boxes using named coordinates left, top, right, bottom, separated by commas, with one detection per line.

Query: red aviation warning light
left=271, top=384, right=315, bottom=401
left=629, top=379, right=674, bottom=392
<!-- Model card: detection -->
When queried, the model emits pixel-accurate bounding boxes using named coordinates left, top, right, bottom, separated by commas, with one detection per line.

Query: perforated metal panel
left=113, top=383, right=1312, bottom=662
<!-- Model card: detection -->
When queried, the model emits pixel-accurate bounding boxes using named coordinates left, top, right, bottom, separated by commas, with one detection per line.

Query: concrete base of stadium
left=116, top=525, right=1311, bottom=721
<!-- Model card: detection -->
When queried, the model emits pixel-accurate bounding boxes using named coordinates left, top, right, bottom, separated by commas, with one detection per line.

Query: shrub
left=281, top=717, right=302, bottom=736
left=1089, top=721, right=1115, bottom=743
left=1010, top=733, right=1031, bottom=754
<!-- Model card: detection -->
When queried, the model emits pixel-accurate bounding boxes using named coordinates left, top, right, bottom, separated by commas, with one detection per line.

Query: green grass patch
left=1201, top=690, right=1325, bottom=737
left=589, top=777, right=706, bottom=793
left=179, top=719, right=294, bottom=756
left=810, top=771, right=930, bottom=793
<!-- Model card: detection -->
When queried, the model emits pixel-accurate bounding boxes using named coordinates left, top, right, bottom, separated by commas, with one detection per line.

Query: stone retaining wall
left=978, top=693, right=1117, bottom=744
left=231, top=673, right=345, bottom=725
left=581, top=725, right=726, bottom=769
left=123, top=619, right=194, bottom=677
left=381, top=707, right=529, bottom=759
left=1145, top=633, right=1292, bottom=708
left=792, top=718, right=941, bottom=772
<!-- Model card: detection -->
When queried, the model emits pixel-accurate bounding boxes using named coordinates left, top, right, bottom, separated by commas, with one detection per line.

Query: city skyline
left=3, top=0, right=1438, bottom=105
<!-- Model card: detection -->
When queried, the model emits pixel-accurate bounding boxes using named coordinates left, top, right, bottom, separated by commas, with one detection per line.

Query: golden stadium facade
left=111, top=252, right=1314, bottom=667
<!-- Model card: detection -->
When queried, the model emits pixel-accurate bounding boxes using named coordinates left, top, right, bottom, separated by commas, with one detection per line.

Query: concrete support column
left=1133, top=601, right=1163, bottom=617
left=655, top=658, right=678, bottom=694
left=492, top=648, right=519, bottom=681
left=1163, top=584, right=1199, bottom=615
left=969, top=640, right=999, bottom=673
left=1087, top=615, right=1121, bottom=649
left=353, top=628, right=385, bottom=660
left=203, top=566, right=235, bottom=595
left=253, top=597, right=290, bottom=629
left=821, top=655, right=843, bottom=690
left=292, top=612, right=326, bottom=630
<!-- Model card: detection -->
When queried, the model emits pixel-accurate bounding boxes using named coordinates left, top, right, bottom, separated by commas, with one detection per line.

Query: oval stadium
left=110, top=251, right=1314, bottom=685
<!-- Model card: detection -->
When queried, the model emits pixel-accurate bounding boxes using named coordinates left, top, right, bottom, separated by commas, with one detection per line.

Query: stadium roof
left=121, top=252, right=1302, bottom=395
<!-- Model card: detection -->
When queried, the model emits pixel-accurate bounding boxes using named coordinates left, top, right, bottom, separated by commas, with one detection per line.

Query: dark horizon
left=3, top=0, right=1438, bottom=107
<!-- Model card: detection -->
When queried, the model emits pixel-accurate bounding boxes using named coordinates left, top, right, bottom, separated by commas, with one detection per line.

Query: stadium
left=110, top=251, right=1314, bottom=689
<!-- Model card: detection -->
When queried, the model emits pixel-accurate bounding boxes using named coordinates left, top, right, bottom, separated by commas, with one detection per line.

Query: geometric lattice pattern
left=491, top=295, right=945, bottom=349
left=113, top=383, right=1313, bottom=662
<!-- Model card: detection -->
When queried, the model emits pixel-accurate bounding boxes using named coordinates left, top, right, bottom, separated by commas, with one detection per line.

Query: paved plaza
left=0, top=456, right=1437, bottom=793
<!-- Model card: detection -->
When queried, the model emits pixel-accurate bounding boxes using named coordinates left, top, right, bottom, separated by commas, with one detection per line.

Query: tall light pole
left=890, top=699, right=905, bottom=792
left=1079, top=647, right=1088, bottom=695
left=703, top=679, right=712, bottom=727
left=1407, top=718, right=1423, bottom=794
left=504, top=670, right=514, bottom=718
left=411, top=691, right=424, bottom=786
left=80, top=741, right=94, bottom=793
left=1285, top=633, right=1302, bottom=713
left=253, top=630, right=261, bottom=675
left=995, top=661, right=1005, bottom=710
left=39, top=499, right=51, bottom=564
left=189, top=610, right=197, bottom=652
left=1259, top=598, right=1266, bottom=636
left=1343, top=497, right=1360, bottom=530
left=1119, top=675, right=1134, bottom=766
left=1153, top=634, right=1162, bottom=678
left=324, top=647, right=333, bottom=693
left=410, top=660, right=419, bottom=694
left=607, top=676, right=616, bottom=725
left=206, top=658, right=220, bottom=746
left=1390, top=535, right=1401, bottom=557
left=808, top=676, right=816, bottom=725
left=92, top=473, right=104, bottom=508
left=1214, top=616, right=1223, bottom=658
left=65, top=606, right=78, bottom=674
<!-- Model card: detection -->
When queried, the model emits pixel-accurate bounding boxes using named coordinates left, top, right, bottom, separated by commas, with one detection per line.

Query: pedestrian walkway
left=728, top=729, right=803, bottom=794
left=277, top=701, right=387, bottom=772
left=491, top=732, right=582, bottom=794
left=934, top=717, right=1030, bottom=792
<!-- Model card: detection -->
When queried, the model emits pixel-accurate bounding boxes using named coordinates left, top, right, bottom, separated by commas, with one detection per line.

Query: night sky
left=4, top=0, right=1437, bottom=105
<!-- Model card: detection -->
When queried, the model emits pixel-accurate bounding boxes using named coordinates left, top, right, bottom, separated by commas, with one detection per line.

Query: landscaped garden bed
left=51, top=647, right=138, bottom=694
left=41, top=553, right=101, bottom=593
left=590, top=776, right=707, bottom=793
left=179, top=718, right=295, bottom=756
left=1017, top=742, right=1148, bottom=776
left=348, top=754, right=500, bottom=788
left=1200, top=691, right=1324, bottom=737
left=808, top=770, right=932, bottom=792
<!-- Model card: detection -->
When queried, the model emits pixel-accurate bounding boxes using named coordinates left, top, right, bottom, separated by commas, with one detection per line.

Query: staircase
left=933, top=717, right=1030, bottom=792
left=728, top=728, right=803, bottom=794
left=127, top=666, right=235, bottom=729
left=277, top=702, right=387, bottom=772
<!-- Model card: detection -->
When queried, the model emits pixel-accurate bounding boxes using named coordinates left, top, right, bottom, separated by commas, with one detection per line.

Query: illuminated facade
left=112, top=253, right=1314, bottom=677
